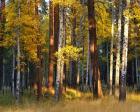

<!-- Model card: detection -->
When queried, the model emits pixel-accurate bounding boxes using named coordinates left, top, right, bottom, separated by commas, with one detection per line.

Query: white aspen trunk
left=12, top=48, right=15, bottom=96
left=16, top=0, right=21, bottom=103
left=109, top=0, right=115, bottom=95
left=55, top=5, right=63, bottom=101
left=115, top=0, right=123, bottom=97
left=119, top=12, right=129, bottom=101
left=106, top=43, right=109, bottom=86
left=60, top=6, right=66, bottom=93
left=119, top=0, right=130, bottom=101
left=16, top=35, right=21, bottom=103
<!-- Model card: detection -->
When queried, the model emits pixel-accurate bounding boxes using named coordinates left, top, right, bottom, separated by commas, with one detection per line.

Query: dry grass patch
left=1, top=93, right=140, bottom=112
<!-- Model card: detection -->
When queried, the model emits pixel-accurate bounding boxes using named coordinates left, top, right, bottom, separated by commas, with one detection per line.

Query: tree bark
left=119, top=0, right=130, bottom=101
left=15, top=0, right=21, bottom=103
left=48, top=0, right=54, bottom=90
left=109, top=0, right=116, bottom=95
left=115, top=0, right=123, bottom=97
left=55, top=5, right=64, bottom=101
left=88, top=0, right=103, bottom=98
left=12, top=47, right=15, bottom=96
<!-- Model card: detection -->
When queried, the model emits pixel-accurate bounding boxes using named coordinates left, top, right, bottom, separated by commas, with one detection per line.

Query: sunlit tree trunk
left=109, top=0, right=115, bottom=95
left=54, top=3, right=59, bottom=90
left=88, top=0, right=103, bottom=98
left=55, top=5, right=64, bottom=101
left=61, top=6, right=66, bottom=93
left=115, top=0, right=123, bottom=97
left=48, top=0, right=54, bottom=91
left=15, top=0, right=21, bottom=103
left=119, top=0, right=130, bottom=101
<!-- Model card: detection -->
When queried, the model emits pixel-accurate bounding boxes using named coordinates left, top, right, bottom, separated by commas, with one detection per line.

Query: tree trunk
left=48, top=0, right=54, bottom=91
left=88, top=0, right=103, bottom=98
left=115, top=0, right=123, bottom=97
left=109, top=0, right=115, bottom=95
left=86, top=34, right=90, bottom=86
left=15, top=0, right=21, bottom=103
left=55, top=5, right=64, bottom=101
left=54, top=4, right=59, bottom=91
left=119, top=0, right=130, bottom=101
left=12, top=47, right=15, bottom=96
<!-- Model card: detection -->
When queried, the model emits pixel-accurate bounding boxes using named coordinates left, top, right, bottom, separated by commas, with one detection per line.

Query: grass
left=0, top=91, right=140, bottom=112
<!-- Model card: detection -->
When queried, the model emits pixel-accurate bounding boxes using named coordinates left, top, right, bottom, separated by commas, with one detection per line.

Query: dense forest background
left=1, top=0, right=140, bottom=110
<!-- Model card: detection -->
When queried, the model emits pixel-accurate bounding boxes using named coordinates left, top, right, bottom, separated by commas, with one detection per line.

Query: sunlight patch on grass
left=127, top=93, right=140, bottom=102
left=63, top=88, right=82, bottom=99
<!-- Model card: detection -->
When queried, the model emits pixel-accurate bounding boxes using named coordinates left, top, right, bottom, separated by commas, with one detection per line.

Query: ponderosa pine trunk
left=48, top=0, right=54, bottom=91
left=88, top=0, right=103, bottom=98
left=54, top=3, right=59, bottom=90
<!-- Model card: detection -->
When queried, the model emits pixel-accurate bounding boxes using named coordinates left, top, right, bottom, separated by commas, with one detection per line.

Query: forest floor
left=0, top=91, right=140, bottom=112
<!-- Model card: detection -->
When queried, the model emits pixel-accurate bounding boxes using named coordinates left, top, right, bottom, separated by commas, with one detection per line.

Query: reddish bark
left=88, top=0, right=103, bottom=98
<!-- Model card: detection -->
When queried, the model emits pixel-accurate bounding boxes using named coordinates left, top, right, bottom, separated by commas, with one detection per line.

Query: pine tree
left=88, top=0, right=103, bottom=98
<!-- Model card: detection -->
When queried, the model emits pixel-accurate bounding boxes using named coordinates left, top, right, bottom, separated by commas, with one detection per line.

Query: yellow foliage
left=5, top=0, right=46, bottom=62
left=63, top=88, right=82, bottom=99
left=55, top=45, right=82, bottom=62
